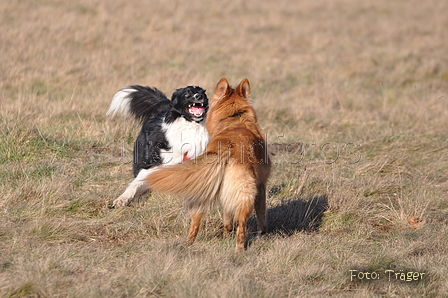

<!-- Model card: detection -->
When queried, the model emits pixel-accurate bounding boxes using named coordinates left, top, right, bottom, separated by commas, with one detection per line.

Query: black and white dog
left=107, top=85, right=209, bottom=206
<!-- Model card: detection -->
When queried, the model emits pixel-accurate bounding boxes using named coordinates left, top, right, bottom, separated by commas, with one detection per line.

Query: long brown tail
left=144, top=155, right=226, bottom=211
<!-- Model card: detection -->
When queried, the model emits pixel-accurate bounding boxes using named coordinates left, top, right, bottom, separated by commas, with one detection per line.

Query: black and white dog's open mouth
left=187, top=103, right=205, bottom=118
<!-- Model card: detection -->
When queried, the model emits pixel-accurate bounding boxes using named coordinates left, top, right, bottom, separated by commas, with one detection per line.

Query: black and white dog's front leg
left=112, top=168, right=156, bottom=207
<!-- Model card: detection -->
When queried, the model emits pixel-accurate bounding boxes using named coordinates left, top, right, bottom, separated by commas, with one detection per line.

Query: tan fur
left=144, top=78, right=271, bottom=252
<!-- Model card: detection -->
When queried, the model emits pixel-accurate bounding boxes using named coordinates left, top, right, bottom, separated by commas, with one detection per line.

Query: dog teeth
left=188, top=103, right=204, bottom=108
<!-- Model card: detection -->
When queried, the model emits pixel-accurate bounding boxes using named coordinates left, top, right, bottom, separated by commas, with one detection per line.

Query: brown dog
left=113, top=78, right=270, bottom=252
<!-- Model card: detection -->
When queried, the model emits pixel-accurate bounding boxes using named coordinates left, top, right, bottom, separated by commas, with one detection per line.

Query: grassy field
left=1, top=0, right=448, bottom=296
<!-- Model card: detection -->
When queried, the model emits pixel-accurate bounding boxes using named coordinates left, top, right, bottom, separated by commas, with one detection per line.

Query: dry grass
left=1, top=0, right=448, bottom=296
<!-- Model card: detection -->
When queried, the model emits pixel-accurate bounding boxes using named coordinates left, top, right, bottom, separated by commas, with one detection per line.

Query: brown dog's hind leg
left=185, top=211, right=204, bottom=246
left=254, top=183, right=267, bottom=234
left=235, top=205, right=253, bottom=252
left=222, top=210, right=233, bottom=238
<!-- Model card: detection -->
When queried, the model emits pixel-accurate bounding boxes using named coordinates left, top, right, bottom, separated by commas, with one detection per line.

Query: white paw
left=112, top=195, right=131, bottom=208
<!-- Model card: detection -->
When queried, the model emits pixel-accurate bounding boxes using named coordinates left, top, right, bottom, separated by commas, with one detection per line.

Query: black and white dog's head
left=171, top=86, right=208, bottom=122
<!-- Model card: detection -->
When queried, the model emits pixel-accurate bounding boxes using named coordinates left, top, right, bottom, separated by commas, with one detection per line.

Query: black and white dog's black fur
left=107, top=85, right=209, bottom=181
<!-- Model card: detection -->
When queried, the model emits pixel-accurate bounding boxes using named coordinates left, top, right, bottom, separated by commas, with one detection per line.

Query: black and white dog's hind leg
left=112, top=168, right=158, bottom=207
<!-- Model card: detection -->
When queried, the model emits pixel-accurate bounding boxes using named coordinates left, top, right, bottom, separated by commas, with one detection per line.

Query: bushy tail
left=106, top=85, right=171, bottom=122
left=145, top=155, right=226, bottom=211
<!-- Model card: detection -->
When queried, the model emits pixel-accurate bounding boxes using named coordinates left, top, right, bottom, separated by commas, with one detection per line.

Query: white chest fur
left=160, top=117, right=209, bottom=165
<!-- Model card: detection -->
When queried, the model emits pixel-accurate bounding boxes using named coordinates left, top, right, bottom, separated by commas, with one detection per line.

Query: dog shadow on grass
left=247, top=195, right=329, bottom=240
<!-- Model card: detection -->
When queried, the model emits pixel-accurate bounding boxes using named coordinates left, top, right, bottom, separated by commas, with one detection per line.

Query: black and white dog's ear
left=171, top=88, right=185, bottom=106
left=170, top=89, right=179, bottom=105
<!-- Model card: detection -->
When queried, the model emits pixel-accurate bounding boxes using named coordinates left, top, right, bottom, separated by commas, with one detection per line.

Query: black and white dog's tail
left=106, top=85, right=171, bottom=122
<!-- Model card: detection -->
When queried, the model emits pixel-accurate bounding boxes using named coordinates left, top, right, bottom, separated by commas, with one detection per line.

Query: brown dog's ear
left=214, top=78, right=229, bottom=98
left=237, top=79, right=251, bottom=98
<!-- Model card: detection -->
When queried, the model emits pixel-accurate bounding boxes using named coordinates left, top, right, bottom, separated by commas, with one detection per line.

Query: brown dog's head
left=206, top=78, right=258, bottom=134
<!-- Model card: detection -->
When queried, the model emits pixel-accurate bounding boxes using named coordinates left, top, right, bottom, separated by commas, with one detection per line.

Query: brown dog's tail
left=144, top=154, right=225, bottom=212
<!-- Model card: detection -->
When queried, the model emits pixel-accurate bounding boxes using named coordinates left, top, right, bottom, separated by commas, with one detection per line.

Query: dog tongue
left=190, top=106, right=205, bottom=116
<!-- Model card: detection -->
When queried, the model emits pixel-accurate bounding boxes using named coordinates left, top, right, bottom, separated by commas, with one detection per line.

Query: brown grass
left=1, top=0, right=447, bottom=296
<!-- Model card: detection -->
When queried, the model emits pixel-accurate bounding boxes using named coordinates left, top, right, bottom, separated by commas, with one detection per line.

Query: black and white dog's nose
left=193, top=93, right=201, bottom=100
